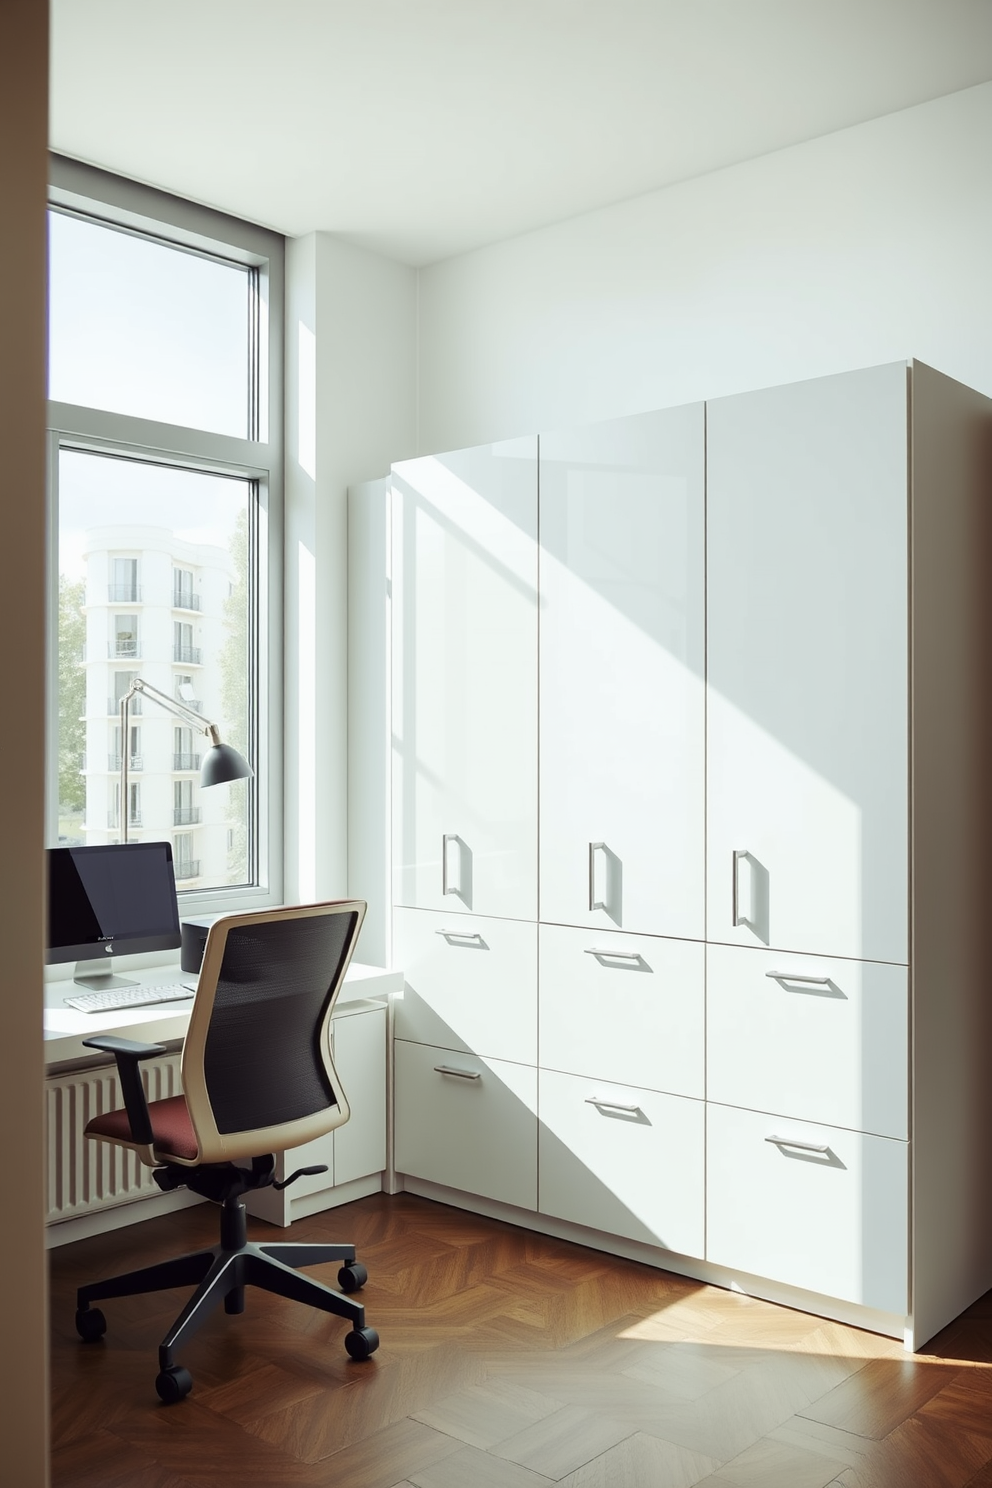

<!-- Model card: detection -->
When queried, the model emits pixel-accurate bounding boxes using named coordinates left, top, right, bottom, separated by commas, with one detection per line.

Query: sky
left=48, top=209, right=249, bottom=437
left=58, top=450, right=246, bottom=581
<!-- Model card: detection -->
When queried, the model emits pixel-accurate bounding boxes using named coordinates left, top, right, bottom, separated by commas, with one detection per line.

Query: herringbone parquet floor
left=48, top=1193, right=992, bottom=1487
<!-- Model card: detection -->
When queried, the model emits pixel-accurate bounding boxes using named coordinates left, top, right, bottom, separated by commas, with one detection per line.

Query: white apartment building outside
left=79, top=524, right=239, bottom=887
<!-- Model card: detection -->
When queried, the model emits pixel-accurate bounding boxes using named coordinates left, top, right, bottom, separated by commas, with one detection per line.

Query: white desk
left=44, top=960, right=403, bottom=1242
left=43, top=960, right=403, bottom=1067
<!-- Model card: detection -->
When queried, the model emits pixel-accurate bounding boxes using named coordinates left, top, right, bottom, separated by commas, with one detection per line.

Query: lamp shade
left=200, top=742, right=253, bottom=788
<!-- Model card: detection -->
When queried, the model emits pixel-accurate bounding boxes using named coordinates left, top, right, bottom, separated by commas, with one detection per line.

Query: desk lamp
left=118, top=677, right=252, bottom=844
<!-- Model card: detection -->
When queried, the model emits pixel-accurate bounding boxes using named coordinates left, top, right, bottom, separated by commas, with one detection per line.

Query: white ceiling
left=51, top=0, right=992, bottom=266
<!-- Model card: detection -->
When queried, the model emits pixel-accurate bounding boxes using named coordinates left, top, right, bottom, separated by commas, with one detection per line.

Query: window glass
left=57, top=449, right=253, bottom=890
left=48, top=211, right=252, bottom=437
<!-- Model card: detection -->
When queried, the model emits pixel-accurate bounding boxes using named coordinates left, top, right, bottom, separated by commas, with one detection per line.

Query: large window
left=49, top=211, right=252, bottom=437
left=47, top=158, right=283, bottom=908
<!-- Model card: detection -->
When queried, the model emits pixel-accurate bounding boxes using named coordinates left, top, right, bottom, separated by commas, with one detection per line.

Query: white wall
left=284, top=234, right=417, bottom=907
left=339, top=80, right=992, bottom=946
left=418, top=81, right=992, bottom=450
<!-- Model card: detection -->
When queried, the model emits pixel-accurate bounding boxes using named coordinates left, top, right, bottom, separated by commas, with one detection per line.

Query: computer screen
left=46, top=841, right=181, bottom=986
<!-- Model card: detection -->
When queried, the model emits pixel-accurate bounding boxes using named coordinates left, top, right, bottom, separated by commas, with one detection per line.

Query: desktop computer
left=46, top=841, right=195, bottom=1012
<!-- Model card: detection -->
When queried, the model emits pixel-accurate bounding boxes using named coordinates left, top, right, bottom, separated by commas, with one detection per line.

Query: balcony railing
left=109, top=640, right=139, bottom=658
left=173, top=645, right=202, bottom=665
left=108, top=811, right=142, bottom=828
left=173, top=807, right=201, bottom=825
left=172, top=591, right=201, bottom=611
left=174, top=859, right=201, bottom=881
left=108, top=696, right=142, bottom=715
left=108, top=754, right=144, bottom=771
left=172, top=752, right=202, bottom=771
left=108, top=584, right=142, bottom=603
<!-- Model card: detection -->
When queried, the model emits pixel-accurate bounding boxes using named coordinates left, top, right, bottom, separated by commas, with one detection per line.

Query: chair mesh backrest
left=202, top=910, right=358, bottom=1134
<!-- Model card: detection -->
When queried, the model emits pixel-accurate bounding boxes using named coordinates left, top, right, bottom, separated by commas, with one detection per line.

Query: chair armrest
left=82, top=1036, right=167, bottom=1059
left=82, top=1036, right=168, bottom=1147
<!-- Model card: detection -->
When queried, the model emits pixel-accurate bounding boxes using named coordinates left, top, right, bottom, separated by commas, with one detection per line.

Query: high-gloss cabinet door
left=707, top=364, right=909, bottom=963
left=393, top=907, right=537, bottom=1065
left=539, top=1070, right=704, bottom=1256
left=707, top=1102, right=908, bottom=1316
left=707, top=944, right=907, bottom=1139
left=540, top=924, right=703, bottom=1098
left=540, top=407, right=705, bottom=938
left=392, top=438, right=538, bottom=920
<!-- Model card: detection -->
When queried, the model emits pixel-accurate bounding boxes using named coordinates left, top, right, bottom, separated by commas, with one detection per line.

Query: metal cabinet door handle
left=765, top=1134, right=830, bottom=1154
left=442, top=834, right=456, bottom=895
left=588, top=841, right=606, bottom=911
left=765, top=971, right=832, bottom=985
left=732, top=849, right=747, bottom=926
left=436, top=929, right=484, bottom=943
left=434, top=1064, right=481, bottom=1080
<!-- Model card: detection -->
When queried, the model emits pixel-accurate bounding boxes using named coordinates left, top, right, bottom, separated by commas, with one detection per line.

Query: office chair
left=74, top=899, right=379, bottom=1403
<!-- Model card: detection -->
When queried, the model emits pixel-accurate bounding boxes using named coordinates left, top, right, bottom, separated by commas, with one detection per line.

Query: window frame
left=46, top=155, right=284, bottom=916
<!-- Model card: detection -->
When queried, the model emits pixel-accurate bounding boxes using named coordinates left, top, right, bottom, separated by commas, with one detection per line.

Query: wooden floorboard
left=48, top=1192, right=992, bottom=1488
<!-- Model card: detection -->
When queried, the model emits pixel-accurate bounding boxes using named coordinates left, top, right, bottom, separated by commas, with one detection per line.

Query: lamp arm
left=124, top=677, right=219, bottom=737
left=119, top=680, right=224, bottom=844
left=116, top=678, right=248, bottom=840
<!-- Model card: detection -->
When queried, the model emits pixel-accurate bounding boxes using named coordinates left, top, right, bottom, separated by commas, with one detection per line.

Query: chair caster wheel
left=75, top=1307, right=107, bottom=1342
left=338, top=1262, right=368, bottom=1293
left=155, top=1365, right=193, bottom=1403
left=345, top=1326, right=379, bottom=1361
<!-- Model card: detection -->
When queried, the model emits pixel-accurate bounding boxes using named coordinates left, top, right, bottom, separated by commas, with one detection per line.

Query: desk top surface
left=43, top=961, right=402, bottom=1066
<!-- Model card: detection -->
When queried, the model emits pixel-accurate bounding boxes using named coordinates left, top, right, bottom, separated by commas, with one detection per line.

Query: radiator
left=46, top=1054, right=183, bottom=1223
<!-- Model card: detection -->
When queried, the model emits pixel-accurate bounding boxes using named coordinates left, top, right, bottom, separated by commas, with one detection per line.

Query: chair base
left=76, top=1196, right=378, bottom=1394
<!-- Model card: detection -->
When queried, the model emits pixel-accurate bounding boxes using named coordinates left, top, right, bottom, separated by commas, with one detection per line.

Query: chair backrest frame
left=177, top=899, right=366, bottom=1166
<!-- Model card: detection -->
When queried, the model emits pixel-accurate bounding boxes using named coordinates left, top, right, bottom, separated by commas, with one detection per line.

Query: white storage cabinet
left=356, top=360, right=992, bottom=1351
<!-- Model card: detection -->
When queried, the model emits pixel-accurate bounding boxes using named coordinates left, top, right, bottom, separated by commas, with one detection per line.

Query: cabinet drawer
left=394, top=1040, right=537, bottom=1210
left=393, top=908, right=536, bottom=1064
left=539, top=1070, right=704, bottom=1256
left=707, top=945, right=907, bottom=1138
left=707, top=1102, right=907, bottom=1315
left=540, top=925, right=703, bottom=1098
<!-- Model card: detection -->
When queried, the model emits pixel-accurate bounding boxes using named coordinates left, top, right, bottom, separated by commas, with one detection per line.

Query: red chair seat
left=86, top=1094, right=199, bottom=1161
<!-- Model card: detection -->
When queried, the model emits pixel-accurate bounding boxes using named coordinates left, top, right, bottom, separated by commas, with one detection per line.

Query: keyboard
left=64, top=983, right=197, bottom=1014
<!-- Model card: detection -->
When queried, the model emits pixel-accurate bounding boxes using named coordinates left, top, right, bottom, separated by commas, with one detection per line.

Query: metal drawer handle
left=766, top=971, right=832, bottom=985
left=585, top=1095, right=641, bottom=1114
left=584, top=947, right=641, bottom=961
left=436, top=929, right=484, bottom=942
left=765, top=1134, right=830, bottom=1154
left=434, top=1064, right=481, bottom=1081
left=588, top=841, right=606, bottom=911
